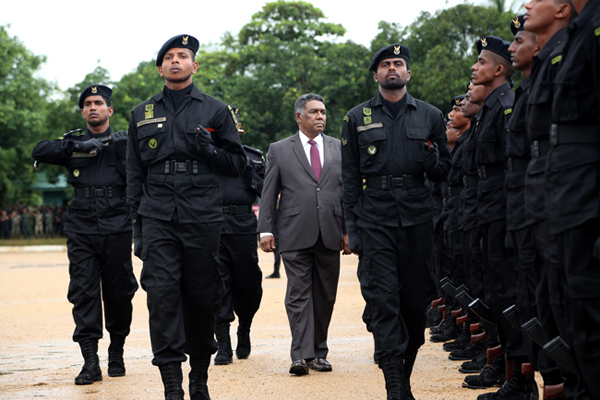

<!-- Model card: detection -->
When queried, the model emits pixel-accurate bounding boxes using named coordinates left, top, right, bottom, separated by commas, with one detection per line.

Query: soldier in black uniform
left=546, top=0, right=600, bottom=396
left=341, top=44, right=451, bottom=400
left=127, top=34, right=246, bottom=400
left=523, top=0, right=578, bottom=397
left=496, top=15, right=544, bottom=399
left=31, top=84, right=138, bottom=385
left=461, top=37, right=522, bottom=395
left=214, top=108, right=265, bottom=366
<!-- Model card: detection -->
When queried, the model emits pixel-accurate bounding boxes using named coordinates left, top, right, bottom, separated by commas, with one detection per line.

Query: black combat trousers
left=356, top=219, right=437, bottom=362
left=140, top=216, right=223, bottom=366
left=66, top=231, right=138, bottom=342
left=215, top=233, right=263, bottom=325
left=557, top=218, right=600, bottom=400
left=481, top=220, right=523, bottom=358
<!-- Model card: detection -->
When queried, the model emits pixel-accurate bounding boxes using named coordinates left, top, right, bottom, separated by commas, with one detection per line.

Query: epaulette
left=499, top=91, right=514, bottom=110
left=60, top=128, right=84, bottom=140
left=243, top=145, right=263, bottom=156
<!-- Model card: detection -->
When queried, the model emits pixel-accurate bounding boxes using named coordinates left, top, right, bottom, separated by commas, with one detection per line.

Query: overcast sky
left=2, top=0, right=479, bottom=91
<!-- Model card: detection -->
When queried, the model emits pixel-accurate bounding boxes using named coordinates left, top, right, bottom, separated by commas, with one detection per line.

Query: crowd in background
left=0, top=202, right=68, bottom=240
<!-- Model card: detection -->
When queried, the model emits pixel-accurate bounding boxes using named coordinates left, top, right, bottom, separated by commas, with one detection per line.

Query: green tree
left=0, top=26, right=55, bottom=206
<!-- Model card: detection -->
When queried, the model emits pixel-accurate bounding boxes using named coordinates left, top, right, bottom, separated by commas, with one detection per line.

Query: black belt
left=506, top=157, right=530, bottom=172
left=364, top=174, right=425, bottom=190
left=478, top=163, right=504, bottom=179
left=222, top=204, right=253, bottom=215
left=74, top=186, right=125, bottom=199
left=550, top=124, right=600, bottom=146
left=447, top=185, right=464, bottom=198
left=463, top=175, right=479, bottom=188
left=530, top=140, right=551, bottom=158
left=147, top=160, right=212, bottom=175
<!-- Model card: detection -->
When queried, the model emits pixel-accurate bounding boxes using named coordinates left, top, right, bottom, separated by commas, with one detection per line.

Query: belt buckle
left=478, top=165, right=487, bottom=180
left=550, top=124, right=558, bottom=146
left=531, top=141, right=539, bottom=158
left=185, top=160, right=191, bottom=175
left=391, top=176, right=404, bottom=189
left=94, top=188, right=105, bottom=198
left=169, top=160, right=177, bottom=175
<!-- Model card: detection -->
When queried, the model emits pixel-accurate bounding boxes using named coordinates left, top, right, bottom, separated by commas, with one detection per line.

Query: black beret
left=511, top=15, right=526, bottom=35
left=450, top=95, right=466, bottom=109
left=156, top=34, right=199, bottom=67
left=476, top=36, right=512, bottom=63
left=78, top=84, right=112, bottom=109
left=369, top=44, right=411, bottom=72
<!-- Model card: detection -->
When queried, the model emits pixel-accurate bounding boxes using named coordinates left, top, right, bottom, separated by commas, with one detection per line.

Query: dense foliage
left=0, top=1, right=520, bottom=206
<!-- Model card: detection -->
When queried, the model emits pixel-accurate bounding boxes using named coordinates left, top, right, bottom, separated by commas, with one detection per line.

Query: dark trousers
left=216, top=233, right=263, bottom=325
left=356, top=219, right=437, bottom=362
left=511, top=227, right=561, bottom=381
left=66, top=231, right=138, bottom=343
left=557, top=219, right=600, bottom=399
left=480, top=219, right=523, bottom=358
left=140, top=216, right=222, bottom=366
left=281, top=235, right=340, bottom=361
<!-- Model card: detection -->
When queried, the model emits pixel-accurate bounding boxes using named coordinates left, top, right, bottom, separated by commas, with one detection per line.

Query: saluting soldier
left=127, top=34, right=246, bottom=400
left=546, top=0, right=600, bottom=396
left=31, top=84, right=138, bottom=385
left=341, top=44, right=450, bottom=400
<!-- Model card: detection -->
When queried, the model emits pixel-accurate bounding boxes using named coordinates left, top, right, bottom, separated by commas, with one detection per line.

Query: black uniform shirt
left=445, top=134, right=466, bottom=234
left=547, top=0, right=600, bottom=233
left=461, top=117, right=482, bottom=231
left=525, top=29, right=567, bottom=225
left=475, top=82, right=514, bottom=225
left=31, top=126, right=131, bottom=234
left=127, top=84, right=246, bottom=224
left=505, top=77, right=532, bottom=231
left=342, top=92, right=451, bottom=228
left=219, top=145, right=265, bottom=235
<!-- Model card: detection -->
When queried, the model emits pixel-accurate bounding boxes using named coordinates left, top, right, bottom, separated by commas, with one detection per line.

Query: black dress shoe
left=265, top=272, right=280, bottom=279
left=309, top=358, right=332, bottom=372
left=289, top=359, right=309, bottom=375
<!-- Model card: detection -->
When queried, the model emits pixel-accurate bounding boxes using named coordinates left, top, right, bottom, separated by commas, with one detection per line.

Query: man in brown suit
left=258, top=93, right=350, bottom=375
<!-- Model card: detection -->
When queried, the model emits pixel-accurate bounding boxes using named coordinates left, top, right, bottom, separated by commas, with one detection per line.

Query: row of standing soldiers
left=0, top=204, right=68, bottom=239
left=426, top=2, right=600, bottom=400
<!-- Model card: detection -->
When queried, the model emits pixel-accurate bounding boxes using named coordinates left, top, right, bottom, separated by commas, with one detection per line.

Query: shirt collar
left=299, top=131, right=323, bottom=147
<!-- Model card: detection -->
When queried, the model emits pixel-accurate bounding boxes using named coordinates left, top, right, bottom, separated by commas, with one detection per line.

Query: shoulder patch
left=342, top=138, right=348, bottom=146
left=504, top=108, right=512, bottom=115
left=551, top=55, right=562, bottom=65
left=343, top=116, right=349, bottom=123
left=357, top=122, right=383, bottom=133
left=595, top=26, right=600, bottom=36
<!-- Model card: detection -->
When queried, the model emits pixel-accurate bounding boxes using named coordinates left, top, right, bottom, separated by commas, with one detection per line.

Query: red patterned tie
left=308, top=139, right=322, bottom=181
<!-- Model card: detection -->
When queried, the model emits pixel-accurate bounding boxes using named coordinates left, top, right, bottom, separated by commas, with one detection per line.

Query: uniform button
left=316, top=188, right=320, bottom=192
left=213, top=149, right=218, bottom=155
left=251, top=184, right=256, bottom=189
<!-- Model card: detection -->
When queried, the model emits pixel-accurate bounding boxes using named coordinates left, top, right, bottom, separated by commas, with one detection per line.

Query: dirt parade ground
left=0, top=247, right=543, bottom=399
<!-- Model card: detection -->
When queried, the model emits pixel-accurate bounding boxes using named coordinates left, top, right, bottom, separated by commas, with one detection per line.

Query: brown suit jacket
left=258, top=132, right=344, bottom=252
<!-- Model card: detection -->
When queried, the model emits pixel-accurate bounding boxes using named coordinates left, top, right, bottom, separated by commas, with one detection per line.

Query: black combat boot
left=443, top=324, right=471, bottom=351
left=108, top=335, right=126, bottom=377
left=450, top=340, right=487, bottom=361
left=380, top=357, right=405, bottom=400
left=476, top=359, right=539, bottom=400
left=189, top=356, right=211, bottom=400
left=425, top=306, right=443, bottom=328
left=236, top=320, right=251, bottom=359
left=75, top=338, right=102, bottom=385
left=403, top=352, right=417, bottom=400
left=459, top=349, right=487, bottom=373
left=430, top=317, right=459, bottom=342
left=158, top=362, right=184, bottom=400
left=213, top=322, right=232, bottom=365
left=463, top=347, right=505, bottom=389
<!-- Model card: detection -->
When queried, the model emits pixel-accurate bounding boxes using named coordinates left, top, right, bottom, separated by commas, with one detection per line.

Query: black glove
left=421, top=141, right=439, bottom=173
left=195, top=126, right=215, bottom=158
left=112, top=130, right=128, bottom=150
left=346, top=220, right=362, bottom=255
left=80, top=138, right=104, bottom=154
left=133, top=218, right=143, bottom=259
left=593, top=236, right=600, bottom=263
